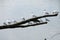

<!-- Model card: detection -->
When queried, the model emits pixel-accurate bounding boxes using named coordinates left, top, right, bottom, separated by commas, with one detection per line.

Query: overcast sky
left=0, top=0, right=60, bottom=40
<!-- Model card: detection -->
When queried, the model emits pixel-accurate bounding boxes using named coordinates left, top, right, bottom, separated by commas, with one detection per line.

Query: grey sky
left=0, top=0, right=60, bottom=40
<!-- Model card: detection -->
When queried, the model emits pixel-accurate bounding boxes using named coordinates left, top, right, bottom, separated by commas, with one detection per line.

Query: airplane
left=0, top=13, right=58, bottom=29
